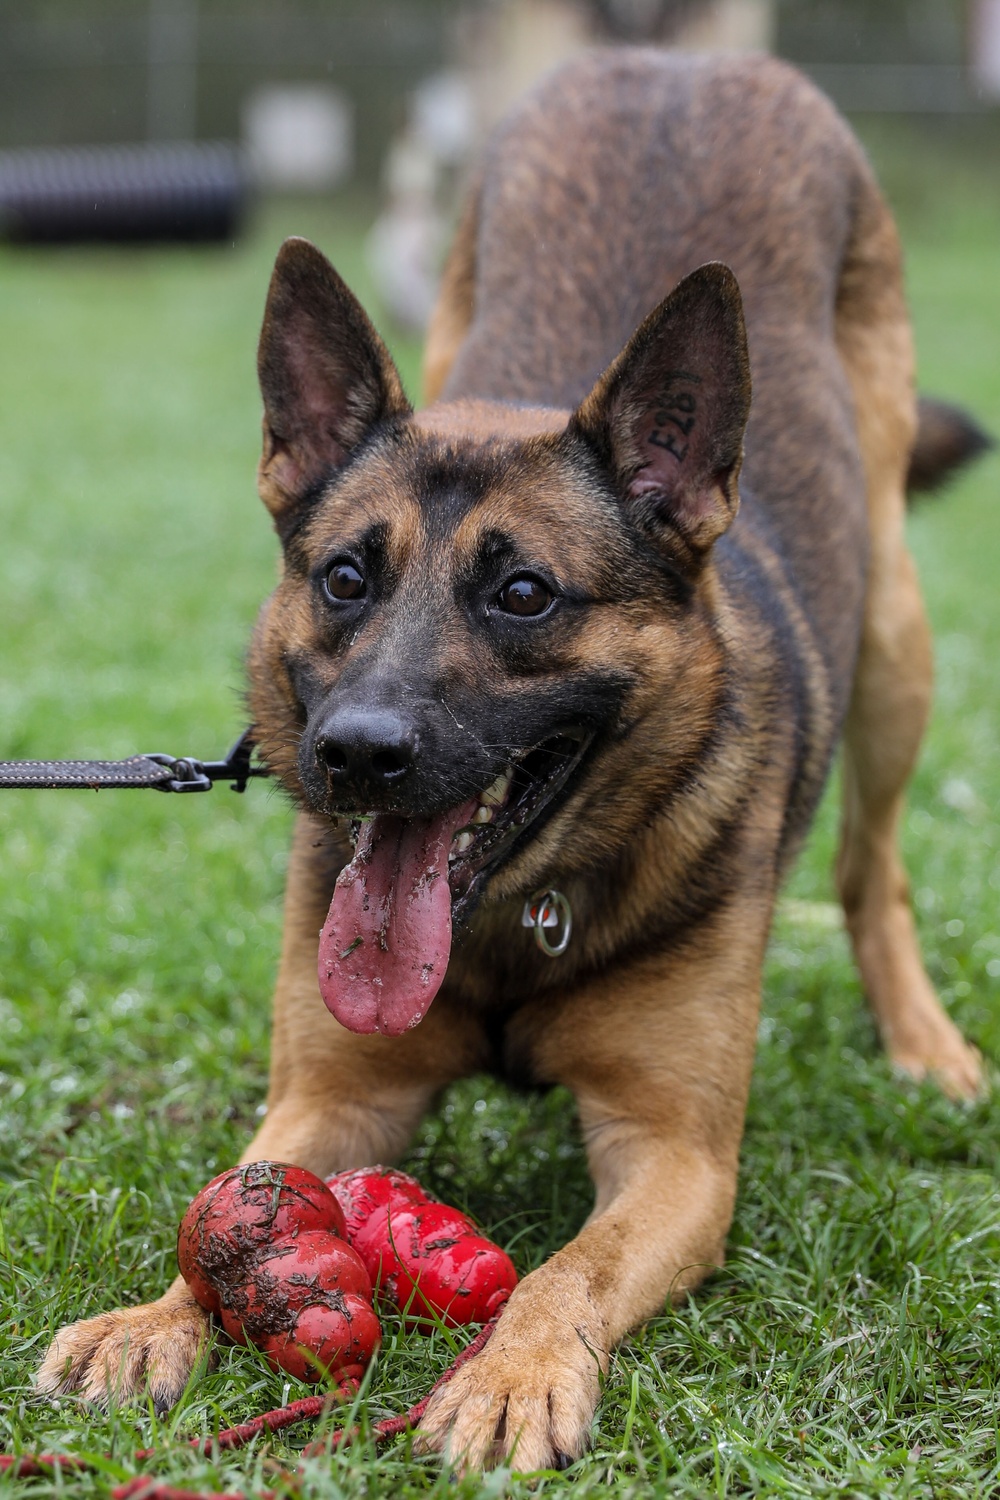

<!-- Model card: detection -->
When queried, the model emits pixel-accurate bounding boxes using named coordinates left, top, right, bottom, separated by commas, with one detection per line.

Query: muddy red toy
left=176, top=1161, right=515, bottom=1382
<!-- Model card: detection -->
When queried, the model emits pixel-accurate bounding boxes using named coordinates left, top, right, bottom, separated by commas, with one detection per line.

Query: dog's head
left=247, top=238, right=750, bottom=1035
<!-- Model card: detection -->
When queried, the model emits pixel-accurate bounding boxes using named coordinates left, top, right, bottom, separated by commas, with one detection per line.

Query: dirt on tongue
left=317, top=798, right=479, bottom=1035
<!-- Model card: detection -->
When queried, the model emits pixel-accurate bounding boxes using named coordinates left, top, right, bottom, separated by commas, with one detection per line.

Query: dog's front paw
left=416, top=1274, right=607, bottom=1473
left=36, top=1281, right=212, bottom=1414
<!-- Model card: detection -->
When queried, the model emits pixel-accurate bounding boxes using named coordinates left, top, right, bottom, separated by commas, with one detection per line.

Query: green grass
left=2, top=120, right=1000, bottom=1496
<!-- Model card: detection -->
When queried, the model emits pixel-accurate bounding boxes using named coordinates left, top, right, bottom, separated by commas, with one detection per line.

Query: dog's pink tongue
left=317, top=802, right=478, bottom=1036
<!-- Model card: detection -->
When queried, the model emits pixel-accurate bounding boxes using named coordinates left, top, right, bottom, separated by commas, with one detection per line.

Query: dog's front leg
left=36, top=994, right=470, bottom=1413
left=417, top=909, right=765, bottom=1472
left=37, top=812, right=482, bottom=1412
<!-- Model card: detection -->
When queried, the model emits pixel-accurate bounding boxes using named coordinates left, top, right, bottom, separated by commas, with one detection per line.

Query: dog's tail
left=907, top=396, right=993, bottom=497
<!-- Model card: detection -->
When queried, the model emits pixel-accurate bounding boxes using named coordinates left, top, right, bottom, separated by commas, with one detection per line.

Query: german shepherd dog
left=39, top=50, right=989, bottom=1470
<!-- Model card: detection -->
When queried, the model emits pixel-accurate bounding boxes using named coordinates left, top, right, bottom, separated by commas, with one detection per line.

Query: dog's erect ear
left=570, top=263, right=751, bottom=567
left=257, top=237, right=411, bottom=529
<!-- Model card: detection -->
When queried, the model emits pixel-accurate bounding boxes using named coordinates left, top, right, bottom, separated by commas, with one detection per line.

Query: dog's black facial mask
left=251, top=239, right=750, bottom=1037
left=287, top=483, right=633, bottom=823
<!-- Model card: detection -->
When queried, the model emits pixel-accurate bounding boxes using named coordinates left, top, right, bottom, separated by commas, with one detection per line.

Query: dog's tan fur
left=38, top=49, right=983, bottom=1469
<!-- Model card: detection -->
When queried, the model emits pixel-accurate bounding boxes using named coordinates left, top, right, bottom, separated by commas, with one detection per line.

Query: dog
left=38, top=49, right=990, bottom=1470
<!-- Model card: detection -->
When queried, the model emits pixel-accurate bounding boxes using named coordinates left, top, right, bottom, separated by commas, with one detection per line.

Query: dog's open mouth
left=316, top=730, right=591, bottom=1036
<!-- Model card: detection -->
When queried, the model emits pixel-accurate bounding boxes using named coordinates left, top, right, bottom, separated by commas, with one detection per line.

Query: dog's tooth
left=473, top=805, right=493, bottom=824
left=453, top=830, right=474, bottom=854
left=481, top=767, right=514, bottom=806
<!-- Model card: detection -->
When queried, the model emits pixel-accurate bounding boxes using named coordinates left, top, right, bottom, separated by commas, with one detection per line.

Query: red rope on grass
left=0, top=1393, right=345, bottom=1481
left=111, top=1483, right=279, bottom=1500
left=0, top=1453, right=91, bottom=1479
left=1, top=1309, right=504, bottom=1500
left=189, top=1390, right=351, bottom=1454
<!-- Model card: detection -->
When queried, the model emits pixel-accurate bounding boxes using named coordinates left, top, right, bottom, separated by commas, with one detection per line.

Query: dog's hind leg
left=834, top=181, right=982, bottom=1100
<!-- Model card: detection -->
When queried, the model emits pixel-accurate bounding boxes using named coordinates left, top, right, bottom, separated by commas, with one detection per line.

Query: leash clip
left=522, top=888, right=572, bottom=958
left=145, top=729, right=266, bottom=794
left=144, top=753, right=213, bottom=792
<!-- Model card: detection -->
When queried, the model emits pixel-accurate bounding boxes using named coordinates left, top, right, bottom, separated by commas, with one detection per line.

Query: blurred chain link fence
left=0, top=1, right=988, bottom=167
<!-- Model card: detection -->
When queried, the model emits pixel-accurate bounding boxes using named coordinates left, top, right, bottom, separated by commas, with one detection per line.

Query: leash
left=0, top=728, right=269, bottom=794
left=0, top=1308, right=502, bottom=1497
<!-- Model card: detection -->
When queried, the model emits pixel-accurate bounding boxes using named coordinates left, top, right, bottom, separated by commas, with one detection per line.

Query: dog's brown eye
left=326, top=560, right=365, bottom=602
left=497, top=575, right=553, bottom=617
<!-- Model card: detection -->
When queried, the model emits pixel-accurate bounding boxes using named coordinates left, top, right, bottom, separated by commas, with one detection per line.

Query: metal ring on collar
left=531, top=888, right=572, bottom=958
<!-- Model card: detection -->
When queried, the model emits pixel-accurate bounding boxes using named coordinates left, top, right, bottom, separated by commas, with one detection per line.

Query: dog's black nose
left=314, top=706, right=417, bottom=793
